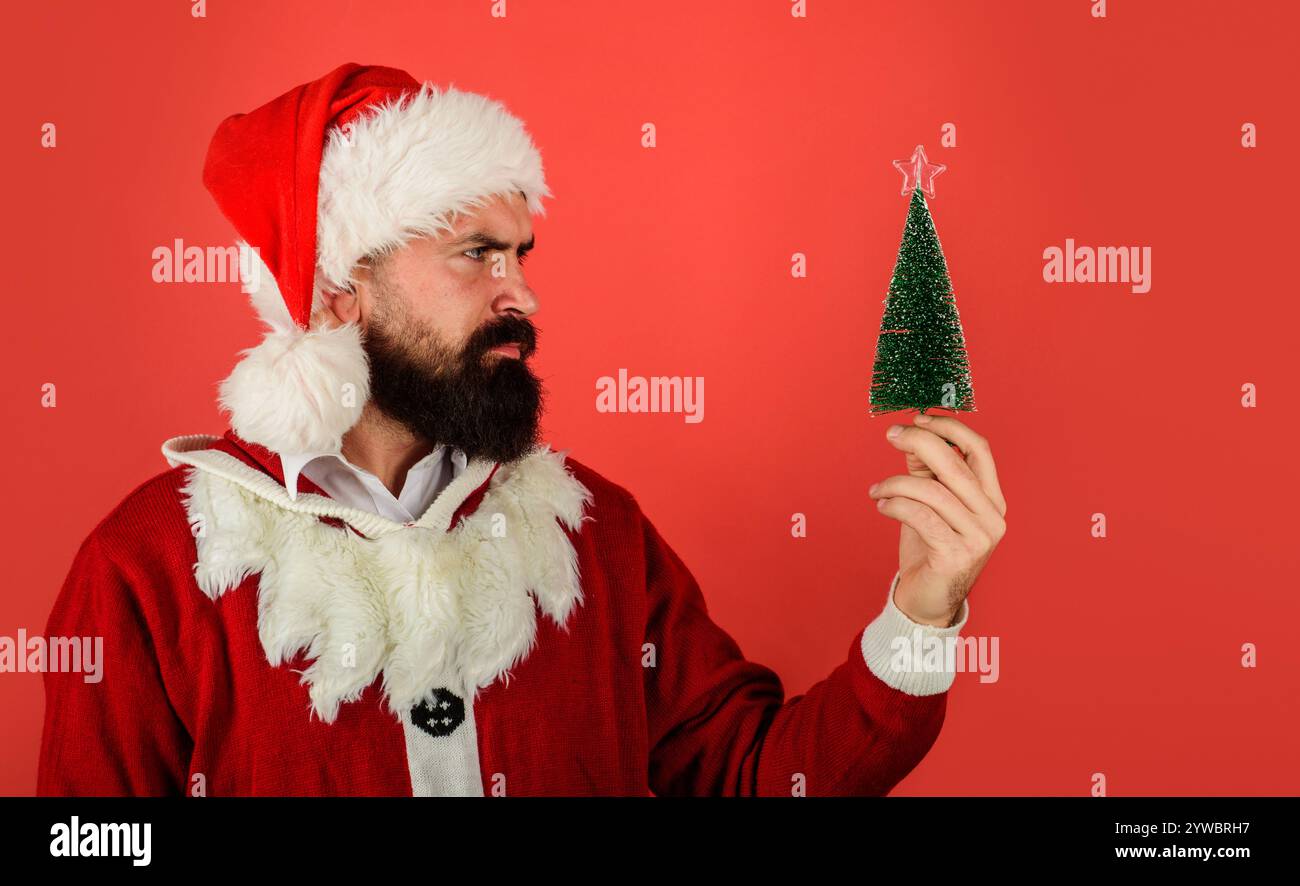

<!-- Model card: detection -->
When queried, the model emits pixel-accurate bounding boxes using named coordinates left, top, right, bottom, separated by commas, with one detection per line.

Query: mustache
left=467, top=314, right=538, bottom=359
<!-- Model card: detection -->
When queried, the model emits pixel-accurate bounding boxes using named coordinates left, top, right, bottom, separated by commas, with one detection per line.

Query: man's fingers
left=889, top=415, right=1007, bottom=520
left=875, top=496, right=960, bottom=552
left=869, top=474, right=984, bottom=541
left=886, top=424, right=993, bottom=524
left=915, top=418, right=1003, bottom=514
left=914, top=414, right=1007, bottom=517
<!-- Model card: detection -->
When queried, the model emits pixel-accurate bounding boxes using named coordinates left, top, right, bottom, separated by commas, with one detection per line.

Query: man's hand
left=867, top=413, right=1008, bottom=627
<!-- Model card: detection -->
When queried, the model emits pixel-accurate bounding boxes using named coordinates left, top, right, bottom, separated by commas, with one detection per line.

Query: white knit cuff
left=861, top=570, right=970, bottom=696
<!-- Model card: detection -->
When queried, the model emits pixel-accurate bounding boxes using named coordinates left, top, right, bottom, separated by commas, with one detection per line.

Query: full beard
left=361, top=306, right=545, bottom=465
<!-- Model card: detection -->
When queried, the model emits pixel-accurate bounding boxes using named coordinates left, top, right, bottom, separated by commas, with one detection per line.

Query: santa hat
left=202, top=62, right=552, bottom=455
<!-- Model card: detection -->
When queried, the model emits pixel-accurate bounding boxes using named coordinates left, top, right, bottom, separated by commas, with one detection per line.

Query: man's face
left=341, top=191, right=545, bottom=464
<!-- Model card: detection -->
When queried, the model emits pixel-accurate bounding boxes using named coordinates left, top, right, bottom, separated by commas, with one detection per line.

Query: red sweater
left=37, top=430, right=957, bottom=796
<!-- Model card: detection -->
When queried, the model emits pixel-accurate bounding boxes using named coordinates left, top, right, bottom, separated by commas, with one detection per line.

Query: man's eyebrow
left=449, top=230, right=535, bottom=254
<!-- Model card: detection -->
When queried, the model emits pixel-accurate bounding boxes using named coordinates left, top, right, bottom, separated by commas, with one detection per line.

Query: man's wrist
left=894, top=588, right=959, bottom=628
left=861, top=570, right=970, bottom=695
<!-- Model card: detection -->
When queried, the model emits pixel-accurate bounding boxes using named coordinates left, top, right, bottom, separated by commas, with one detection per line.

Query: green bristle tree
left=869, top=145, right=976, bottom=416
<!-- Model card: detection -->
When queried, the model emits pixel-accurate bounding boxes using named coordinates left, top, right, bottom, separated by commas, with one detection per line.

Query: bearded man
left=37, top=63, right=1007, bottom=797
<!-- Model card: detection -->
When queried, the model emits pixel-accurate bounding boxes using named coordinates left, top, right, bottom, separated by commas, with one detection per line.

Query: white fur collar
left=161, top=435, right=593, bottom=723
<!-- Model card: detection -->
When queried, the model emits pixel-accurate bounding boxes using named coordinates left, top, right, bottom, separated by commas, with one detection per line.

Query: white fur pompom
left=219, top=323, right=370, bottom=455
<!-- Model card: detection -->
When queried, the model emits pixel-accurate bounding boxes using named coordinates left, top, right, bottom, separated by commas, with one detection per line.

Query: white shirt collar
left=281, top=451, right=331, bottom=502
left=280, top=445, right=469, bottom=523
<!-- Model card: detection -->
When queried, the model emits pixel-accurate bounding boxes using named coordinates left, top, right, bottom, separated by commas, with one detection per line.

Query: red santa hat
left=201, top=62, right=552, bottom=455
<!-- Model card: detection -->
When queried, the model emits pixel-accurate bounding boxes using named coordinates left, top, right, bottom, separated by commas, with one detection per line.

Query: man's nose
left=493, top=259, right=539, bottom=315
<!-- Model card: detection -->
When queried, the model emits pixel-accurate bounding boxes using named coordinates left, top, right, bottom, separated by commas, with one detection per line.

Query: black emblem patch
left=411, top=688, right=466, bottom=737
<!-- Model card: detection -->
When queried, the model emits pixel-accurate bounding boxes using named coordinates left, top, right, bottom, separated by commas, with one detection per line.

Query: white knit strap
left=161, top=434, right=497, bottom=538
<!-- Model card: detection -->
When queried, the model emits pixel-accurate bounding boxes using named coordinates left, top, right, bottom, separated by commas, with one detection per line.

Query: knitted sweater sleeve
left=36, top=532, right=192, bottom=797
left=641, top=510, right=968, bottom=797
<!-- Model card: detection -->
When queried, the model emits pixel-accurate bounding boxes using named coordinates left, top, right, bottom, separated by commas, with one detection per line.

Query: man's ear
left=321, top=285, right=361, bottom=326
left=323, top=256, right=382, bottom=327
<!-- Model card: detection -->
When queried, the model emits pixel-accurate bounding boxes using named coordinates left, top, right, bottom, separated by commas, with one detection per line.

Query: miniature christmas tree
left=869, top=145, right=976, bottom=416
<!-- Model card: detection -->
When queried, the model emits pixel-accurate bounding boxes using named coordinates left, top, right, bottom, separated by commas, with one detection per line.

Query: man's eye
left=463, top=247, right=530, bottom=265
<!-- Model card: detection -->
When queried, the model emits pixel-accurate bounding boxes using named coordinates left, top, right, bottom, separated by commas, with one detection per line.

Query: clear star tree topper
left=869, top=144, right=977, bottom=416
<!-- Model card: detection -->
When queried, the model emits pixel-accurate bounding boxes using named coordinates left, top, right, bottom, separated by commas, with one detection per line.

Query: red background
left=2, top=0, right=1297, bottom=796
